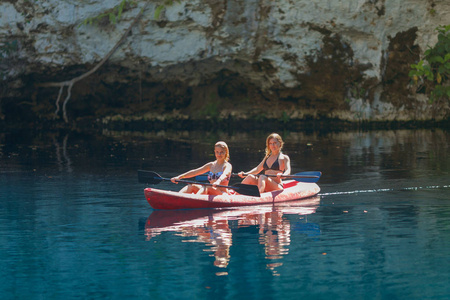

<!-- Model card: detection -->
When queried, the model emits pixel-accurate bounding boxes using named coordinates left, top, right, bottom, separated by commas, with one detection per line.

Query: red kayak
left=144, top=180, right=320, bottom=210
left=144, top=196, right=320, bottom=239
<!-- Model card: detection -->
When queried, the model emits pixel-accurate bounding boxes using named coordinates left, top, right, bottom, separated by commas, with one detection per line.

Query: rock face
left=0, top=0, right=449, bottom=124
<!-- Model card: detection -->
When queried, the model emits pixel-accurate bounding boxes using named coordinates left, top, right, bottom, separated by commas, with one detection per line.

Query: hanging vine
left=37, top=0, right=179, bottom=123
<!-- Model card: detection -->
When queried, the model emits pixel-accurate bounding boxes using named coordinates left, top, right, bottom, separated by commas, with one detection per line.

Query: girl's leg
left=242, top=174, right=258, bottom=185
left=259, top=176, right=283, bottom=193
left=215, top=187, right=228, bottom=195
left=198, top=186, right=225, bottom=195
left=196, top=186, right=207, bottom=194
left=258, top=175, right=267, bottom=193
left=179, top=185, right=190, bottom=193
left=180, top=184, right=200, bottom=193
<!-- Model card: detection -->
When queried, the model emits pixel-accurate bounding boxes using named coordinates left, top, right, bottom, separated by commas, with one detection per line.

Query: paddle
left=264, top=171, right=322, bottom=183
left=195, top=171, right=322, bottom=183
left=137, top=170, right=261, bottom=197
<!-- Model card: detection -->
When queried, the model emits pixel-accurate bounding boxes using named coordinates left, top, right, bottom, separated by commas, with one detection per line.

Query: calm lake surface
left=1, top=128, right=449, bottom=299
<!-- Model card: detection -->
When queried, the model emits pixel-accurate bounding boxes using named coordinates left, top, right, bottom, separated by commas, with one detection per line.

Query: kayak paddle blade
left=232, top=183, right=261, bottom=197
left=292, top=171, right=322, bottom=183
left=138, top=170, right=164, bottom=184
left=195, top=174, right=209, bottom=181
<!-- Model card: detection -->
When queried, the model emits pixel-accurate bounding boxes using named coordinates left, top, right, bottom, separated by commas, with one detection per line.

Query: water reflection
left=2, top=129, right=448, bottom=191
left=52, top=134, right=73, bottom=173
left=101, top=128, right=449, bottom=189
left=1, top=127, right=449, bottom=298
left=144, top=197, right=320, bottom=275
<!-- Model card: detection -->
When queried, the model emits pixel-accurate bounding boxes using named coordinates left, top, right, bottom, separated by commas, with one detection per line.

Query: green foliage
left=279, top=111, right=290, bottom=124
left=0, top=40, right=18, bottom=58
left=199, top=102, right=219, bottom=118
left=154, top=0, right=181, bottom=20
left=80, top=0, right=136, bottom=27
left=79, top=0, right=182, bottom=27
left=154, top=4, right=165, bottom=20
left=253, top=113, right=267, bottom=122
left=344, top=83, right=365, bottom=105
left=0, top=40, right=19, bottom=78
left=409, top=25, right=450, bottom=102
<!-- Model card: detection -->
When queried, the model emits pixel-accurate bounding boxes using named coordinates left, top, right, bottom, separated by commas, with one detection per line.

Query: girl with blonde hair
left=238, top=133, right=291, bottom=193
left=171, top=141, right=232, bottom=195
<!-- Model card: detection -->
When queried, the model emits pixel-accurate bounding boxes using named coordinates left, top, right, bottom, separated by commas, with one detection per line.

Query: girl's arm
left=275, top=154, right=291, bottom=180
left=171, top=162, right=212, bottom=183
left=239, top=160, right=264, bottom=178
left=281, top=154, right=291, bottom=176
left=213, top=162, right=232, bottom=186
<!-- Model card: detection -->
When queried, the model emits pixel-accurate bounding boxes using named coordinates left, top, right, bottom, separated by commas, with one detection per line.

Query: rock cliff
left=0, top=0, right=449, bottom=125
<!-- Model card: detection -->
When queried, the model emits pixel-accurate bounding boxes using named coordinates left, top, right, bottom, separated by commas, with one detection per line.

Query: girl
left=171, top=141, right=232, bottom=195
left=238, top=133, right=291, bottom=193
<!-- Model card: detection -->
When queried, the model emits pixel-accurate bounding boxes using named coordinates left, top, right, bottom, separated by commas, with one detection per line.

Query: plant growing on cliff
left=80, top=0, right=178, bottom=27
left=1, top=40, right=19, bottom=79
left=0, top=40, right=18, bottom=57
left=409, top=25, right=450, bottom=102
left=80, top=0, right=137, bottom=27
left=154, top=0, right=180, bottom=19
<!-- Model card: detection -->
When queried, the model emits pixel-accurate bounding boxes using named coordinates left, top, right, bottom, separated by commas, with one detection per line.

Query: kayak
left=144, top=196, right=321, bottom=239
left=144, top=180, right=320, bottom=210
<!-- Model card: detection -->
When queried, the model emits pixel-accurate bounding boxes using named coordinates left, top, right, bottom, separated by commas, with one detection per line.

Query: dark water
left=1, top=129, right=449, bottom=299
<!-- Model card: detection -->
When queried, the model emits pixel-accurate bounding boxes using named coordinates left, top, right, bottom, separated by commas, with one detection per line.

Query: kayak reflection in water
left=171, top=141, right=232, bottom=195
left=238, top=133, right=291, bottom=193
left=143, top=200, right=322, bottom=275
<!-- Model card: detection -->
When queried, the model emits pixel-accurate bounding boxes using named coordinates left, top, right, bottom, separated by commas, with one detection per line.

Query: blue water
left=1, top=129, right=449, bottom=299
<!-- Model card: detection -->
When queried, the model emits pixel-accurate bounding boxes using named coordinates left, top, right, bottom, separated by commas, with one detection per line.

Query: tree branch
left=38, top=3, right=149, bottom=123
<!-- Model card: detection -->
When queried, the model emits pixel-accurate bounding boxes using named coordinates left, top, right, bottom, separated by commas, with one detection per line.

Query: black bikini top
left=263, top=154, right=283, bottom=172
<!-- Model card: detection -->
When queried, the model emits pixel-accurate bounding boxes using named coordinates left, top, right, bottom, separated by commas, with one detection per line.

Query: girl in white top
left=171, top=141, right=232, bottom=195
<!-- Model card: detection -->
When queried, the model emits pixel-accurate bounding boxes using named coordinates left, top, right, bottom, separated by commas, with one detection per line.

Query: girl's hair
left=265, top=133, right=284, bottom=157
left=215, top=141, right=230, bottom=162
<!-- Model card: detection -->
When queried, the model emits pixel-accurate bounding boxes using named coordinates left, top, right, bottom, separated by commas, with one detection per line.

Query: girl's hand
left=212, top=178, right=221, bottom=187
left=276, top=173, right=283, bottom=179
left=171, top=176, right=180, bottom=184
left=238, top=171, right=245, bottom=178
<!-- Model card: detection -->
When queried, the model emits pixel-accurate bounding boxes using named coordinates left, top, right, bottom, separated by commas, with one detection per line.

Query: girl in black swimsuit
left=238, top=133, right=291, bottom=193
